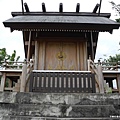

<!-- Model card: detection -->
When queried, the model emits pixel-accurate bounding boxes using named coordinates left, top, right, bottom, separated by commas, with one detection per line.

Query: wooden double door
left=38, top=39, right=87, bottom=71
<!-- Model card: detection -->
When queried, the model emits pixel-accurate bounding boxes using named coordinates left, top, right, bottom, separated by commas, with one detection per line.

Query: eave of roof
left=3, top=15, right=120, bottom=33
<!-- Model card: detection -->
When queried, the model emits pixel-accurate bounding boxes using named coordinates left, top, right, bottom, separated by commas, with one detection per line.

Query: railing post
left=0, top=73, right=6, bottom=91
left=97, top=60, right=104, bottom=93
left=117, top=74, right=120, bottom=93
left=34, top=40, right=39, bottom=70
left=20, top=59, right=27, bottom=92
left=87, top=56, right=100, bottom=92
left=87, top=55, right=91, bottom=71
left=2, top=59, right=7, bottom=70
left=25, top=59, right=34, bottom=92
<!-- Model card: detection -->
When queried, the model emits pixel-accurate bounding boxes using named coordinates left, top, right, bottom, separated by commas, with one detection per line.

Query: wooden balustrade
left=1, top=61, right=23, bottom=70
left=1, top=59, right=119, bottom=93
left=87, top=58, right=100, bottom=92
left=88, top=58, right=120, bottom=93
left=0, top=59, right=34, bottom=92
left=29, top=71, right=96, bottom=93
left=95, top=61, right=120, bottom=71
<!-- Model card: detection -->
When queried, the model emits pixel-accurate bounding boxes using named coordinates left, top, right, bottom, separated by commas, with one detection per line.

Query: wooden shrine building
left=1, top=3, right=120, bottom=93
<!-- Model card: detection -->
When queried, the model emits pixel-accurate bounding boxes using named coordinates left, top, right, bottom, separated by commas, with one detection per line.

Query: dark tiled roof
left=3, top=13, right=120, bottom=33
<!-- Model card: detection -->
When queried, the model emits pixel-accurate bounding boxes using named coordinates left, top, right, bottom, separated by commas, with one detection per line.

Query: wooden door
left=37, top=39, right=87, bottom=70
left=45, top=42, right=77, bottom=70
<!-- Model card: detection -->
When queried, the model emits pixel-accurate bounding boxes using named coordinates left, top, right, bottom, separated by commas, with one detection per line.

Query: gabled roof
left=3, top=12, right=120, bottom=33
left=3, top=11, right=120, bottom=60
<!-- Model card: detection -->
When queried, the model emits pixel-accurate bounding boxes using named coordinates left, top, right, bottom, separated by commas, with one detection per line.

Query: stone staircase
left=0, top=92, right=120, bottom=120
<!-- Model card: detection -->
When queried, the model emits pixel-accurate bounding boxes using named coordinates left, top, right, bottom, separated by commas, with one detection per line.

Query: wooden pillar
left=0, top=73, right=6, bottom=91
left=90, top=32, right=94, bottom=61
left=34, top=40, right=39, bottom=70
left=27, top=31, right=32, bottom=61
left=97, top=62, right=104, bottom=93
left=20, top=60, right=27, bottom=92
left=77, top=42, right=80, bottom=70
left=108, top=79, right=113, bottom=88
left=87, top=56, right=91, bottom=71
left=8, top=79, right=12, bottom=88
left=84, top=42, right=87, bottom=70
left=117, top=74, right=120, bottom=93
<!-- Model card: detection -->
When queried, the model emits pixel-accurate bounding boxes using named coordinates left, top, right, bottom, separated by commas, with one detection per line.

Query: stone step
left=0, top=92, right=119, bottom=119
left=0, top=103, right=119, bottom=118
left=0, top=92, right=119, bottom=106
left=3, top=116, right=120, bottom=120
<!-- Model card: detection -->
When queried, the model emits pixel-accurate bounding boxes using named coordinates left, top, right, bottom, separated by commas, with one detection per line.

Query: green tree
left=107, top=54, right=120, bottom=63
left=110, top=1, right=120, bottom=22
left=0, top=48, right=9, bottom=65
left=0, top=48, right=20, bottom=86
left=110, top=1, right=120, bottom=51
left=0, top=48, right=20, bottom=67
left=101, top=54, right=120, bottom=67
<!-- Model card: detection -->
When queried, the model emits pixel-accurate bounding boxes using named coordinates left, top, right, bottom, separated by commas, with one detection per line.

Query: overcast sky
left=0, top=0, right=120, bottom=62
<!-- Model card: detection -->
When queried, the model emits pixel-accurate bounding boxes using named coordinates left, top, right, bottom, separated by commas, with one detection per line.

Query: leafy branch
left=0, top=48, right=20, bottom=68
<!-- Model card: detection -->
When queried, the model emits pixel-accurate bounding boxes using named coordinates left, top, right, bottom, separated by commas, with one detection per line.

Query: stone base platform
left=0, top=92, right=120, bottom=120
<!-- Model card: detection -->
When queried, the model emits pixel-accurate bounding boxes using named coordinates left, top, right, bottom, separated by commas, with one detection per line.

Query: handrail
left=88, top=57, right=100, bottom=92
left=20, top=59, right=34, bottom=92
left=25, top=59, right=34, bottom=91
left=33, top=70, right=91, bottom=73
left=1, top=60, right=24, bottom=70
left=94, top=61, right=120, bottom=71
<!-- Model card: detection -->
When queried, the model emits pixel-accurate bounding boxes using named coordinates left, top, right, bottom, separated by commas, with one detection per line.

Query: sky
left=0, top=0, right=120, bottom=62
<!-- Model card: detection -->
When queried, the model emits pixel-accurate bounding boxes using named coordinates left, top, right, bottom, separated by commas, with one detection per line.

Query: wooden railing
left=29, top=71, right=96, bottom=93
left=1, top=60, right=23, bottom=70
left=88, top=58, right=100, bottom=92
left=100, top=62, right=120, bottom=71
left=88, top=58, right=120, bottom=93
left=0, top=61, right=23, bottom=92
left=0, top=59, right=34, bottom=92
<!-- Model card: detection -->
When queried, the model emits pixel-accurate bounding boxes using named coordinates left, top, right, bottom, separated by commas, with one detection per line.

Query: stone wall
left=0, top=92, right=120, bottom=120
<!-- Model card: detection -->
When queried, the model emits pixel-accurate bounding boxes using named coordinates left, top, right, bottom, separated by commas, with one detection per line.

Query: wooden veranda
left=0, top=59, right=120, bottom=93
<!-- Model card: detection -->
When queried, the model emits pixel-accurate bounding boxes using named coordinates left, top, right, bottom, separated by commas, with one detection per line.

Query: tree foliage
left=107, top=54, right=120, bottom=63
left=0, top=48, right=20, bottom=67
left=0, top=48, right=20, bottom=86
left=108, top=1, right=120, bottom=57
left=110, top=1, right=120, bottom=14
left=102, top=54, right=120, bottom=66
left=110, top=1, right=120, bottom=22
